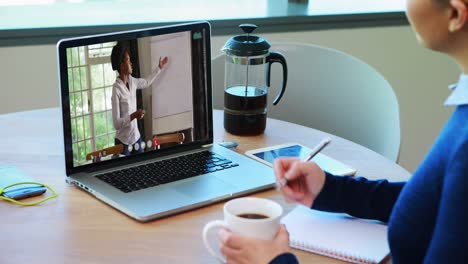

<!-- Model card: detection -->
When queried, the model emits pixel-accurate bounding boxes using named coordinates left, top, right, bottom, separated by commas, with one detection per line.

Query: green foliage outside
left=68, top=45, right=117, bottom=165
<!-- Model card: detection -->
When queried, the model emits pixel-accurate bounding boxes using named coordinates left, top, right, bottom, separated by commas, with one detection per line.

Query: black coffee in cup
left=237, top=213, right=269, bottom=219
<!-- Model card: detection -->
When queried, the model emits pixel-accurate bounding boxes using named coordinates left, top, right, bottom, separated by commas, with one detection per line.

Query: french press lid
left=222, top=24, right=271, bottom=57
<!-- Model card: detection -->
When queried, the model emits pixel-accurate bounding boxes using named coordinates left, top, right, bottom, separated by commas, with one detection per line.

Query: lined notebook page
left=281, top=205, right=389, bottom=264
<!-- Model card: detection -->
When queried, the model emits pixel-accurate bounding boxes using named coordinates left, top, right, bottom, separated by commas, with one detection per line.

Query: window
left=67, top=42, right=117, bottom=165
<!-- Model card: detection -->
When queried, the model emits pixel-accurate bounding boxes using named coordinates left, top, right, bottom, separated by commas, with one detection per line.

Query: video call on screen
left=66, top=29, right=209, bottom=167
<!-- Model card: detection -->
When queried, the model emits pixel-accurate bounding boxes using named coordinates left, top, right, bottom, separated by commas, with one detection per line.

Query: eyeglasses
left=0, top=182, right=58, bottom=206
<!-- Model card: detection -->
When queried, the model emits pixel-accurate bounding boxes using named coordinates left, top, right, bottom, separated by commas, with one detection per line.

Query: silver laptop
left=57, top=21, right=275, bottom=222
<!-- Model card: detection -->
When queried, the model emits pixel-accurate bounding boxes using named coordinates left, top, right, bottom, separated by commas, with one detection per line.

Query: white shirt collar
left=445, top=73, right=468, bottom=106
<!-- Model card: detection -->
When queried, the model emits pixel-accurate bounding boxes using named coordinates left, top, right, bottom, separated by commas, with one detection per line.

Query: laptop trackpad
left=173, top=175, right=237, bottom=200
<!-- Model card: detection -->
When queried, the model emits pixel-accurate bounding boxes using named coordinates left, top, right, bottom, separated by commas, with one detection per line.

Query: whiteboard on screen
left=150, top=32, right=193, bottom=118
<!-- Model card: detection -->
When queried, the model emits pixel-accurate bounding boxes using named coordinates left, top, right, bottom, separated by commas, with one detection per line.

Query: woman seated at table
left=217, top=0, right=468, bottom=262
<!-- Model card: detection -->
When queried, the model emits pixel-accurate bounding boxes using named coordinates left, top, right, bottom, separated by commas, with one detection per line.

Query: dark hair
left=110, top=42, right=130, bottom=72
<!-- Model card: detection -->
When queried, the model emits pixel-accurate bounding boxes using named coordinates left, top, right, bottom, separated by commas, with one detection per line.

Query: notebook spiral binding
left=291, top=239, right=376, bottom=264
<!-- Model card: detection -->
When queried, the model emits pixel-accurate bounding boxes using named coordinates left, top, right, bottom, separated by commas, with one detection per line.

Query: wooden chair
left=153, top=132, right=185, bottom=149
left=86, top=144, right=124, bottom=162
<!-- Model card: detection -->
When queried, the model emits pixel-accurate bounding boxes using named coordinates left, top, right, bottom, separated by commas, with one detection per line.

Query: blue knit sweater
left=270, top=105, right=468, bottom=264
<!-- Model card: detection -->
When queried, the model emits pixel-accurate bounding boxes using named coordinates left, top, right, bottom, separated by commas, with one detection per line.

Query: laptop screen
left=57, top=22, right=212, bottom=174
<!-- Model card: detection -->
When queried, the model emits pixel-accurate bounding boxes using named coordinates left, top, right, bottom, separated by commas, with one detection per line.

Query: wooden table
left=0, top=108, right=410, bottom=264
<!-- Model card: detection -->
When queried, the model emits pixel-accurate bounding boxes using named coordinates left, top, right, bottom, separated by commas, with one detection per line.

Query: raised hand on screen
left=159, top=56, right=169, bottom=69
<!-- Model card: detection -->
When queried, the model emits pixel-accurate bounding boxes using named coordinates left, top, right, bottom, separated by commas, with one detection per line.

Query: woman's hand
left=274, top=158, right=326, bottom=207
left=130, top=109, right=145, bottom=120
left=218, top=225, right=291, bottom=264
left=159, top=56, right=169, bottom=69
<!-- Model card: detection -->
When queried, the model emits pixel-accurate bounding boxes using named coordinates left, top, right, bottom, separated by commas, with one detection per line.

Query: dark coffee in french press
left=222, top=24, right=287, bottom=135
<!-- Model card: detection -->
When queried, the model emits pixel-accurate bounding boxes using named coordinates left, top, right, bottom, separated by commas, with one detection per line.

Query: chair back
left=86, top=144, right=124, bottom=162
left=212, top=43, right=400, bottom=161
left=153, top=132, right=185, bottom=149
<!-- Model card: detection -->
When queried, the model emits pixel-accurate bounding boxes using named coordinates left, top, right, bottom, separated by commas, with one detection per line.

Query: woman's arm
left=423, top=142, right=468, bottom=262
left=135, top=66, right=161, bottom=89
left=269, top=253, right=299, bottom=264
left=313, top=172, right=406, bottom=223
left=274, top=158, right=404, bottom=222
left=136, top=56, right=168, bottom=89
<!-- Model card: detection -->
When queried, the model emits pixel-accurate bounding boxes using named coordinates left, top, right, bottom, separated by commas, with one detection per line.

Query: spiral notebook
left=281, top=205, right=389, bottom=264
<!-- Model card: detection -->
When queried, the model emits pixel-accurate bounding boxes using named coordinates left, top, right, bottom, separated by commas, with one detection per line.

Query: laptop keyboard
left=95, top=150, right=239, bottom=193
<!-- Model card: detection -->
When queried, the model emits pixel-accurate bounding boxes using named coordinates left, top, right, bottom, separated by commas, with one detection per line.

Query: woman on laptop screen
left=110, top=41, right=169, bottom=156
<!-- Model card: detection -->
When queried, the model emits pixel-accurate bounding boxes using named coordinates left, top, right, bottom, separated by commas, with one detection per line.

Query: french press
left=222, top=24, right=287, bottom=135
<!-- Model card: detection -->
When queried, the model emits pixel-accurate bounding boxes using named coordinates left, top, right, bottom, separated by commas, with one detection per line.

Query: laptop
left=56, top=21, right=275, bottom=222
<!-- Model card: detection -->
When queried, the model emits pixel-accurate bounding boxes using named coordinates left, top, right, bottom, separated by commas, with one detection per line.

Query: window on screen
left=67, top=42, right=118, bottom=165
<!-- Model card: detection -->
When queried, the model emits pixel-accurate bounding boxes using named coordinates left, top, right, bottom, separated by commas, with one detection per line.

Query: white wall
left=0, top=25, right=458, bottom=173
left=1, top=45, right=58, bottom=113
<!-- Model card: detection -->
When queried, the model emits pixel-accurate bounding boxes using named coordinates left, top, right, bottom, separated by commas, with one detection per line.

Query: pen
left=277, top=138, right=332, bottom=189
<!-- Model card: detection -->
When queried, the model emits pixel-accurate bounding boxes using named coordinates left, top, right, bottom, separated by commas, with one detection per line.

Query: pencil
left=276, top=138, right=331, bottom=189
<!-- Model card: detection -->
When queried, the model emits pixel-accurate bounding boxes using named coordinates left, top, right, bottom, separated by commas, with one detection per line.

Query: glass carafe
left=222, top=24, right=287, bottom=135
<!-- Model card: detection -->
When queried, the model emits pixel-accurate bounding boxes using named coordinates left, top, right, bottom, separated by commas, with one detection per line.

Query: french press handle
left=267, top=52, right=288, bottom=105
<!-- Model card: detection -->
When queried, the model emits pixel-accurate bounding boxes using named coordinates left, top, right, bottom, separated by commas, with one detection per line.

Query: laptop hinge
left=202, top=143, right=213, bottom=148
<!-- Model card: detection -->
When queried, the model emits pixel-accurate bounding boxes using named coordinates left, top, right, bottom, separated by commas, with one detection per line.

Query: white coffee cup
left=202, top=197, right=283, bottom=263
